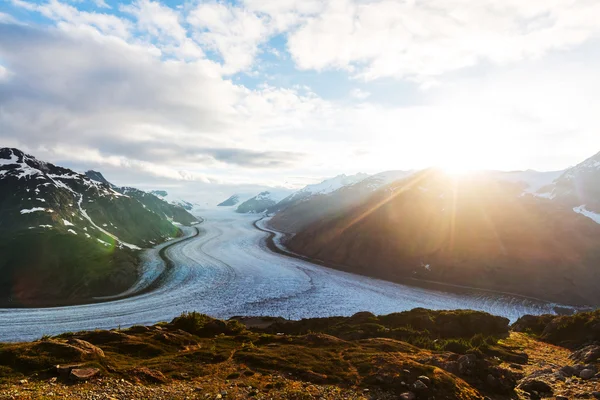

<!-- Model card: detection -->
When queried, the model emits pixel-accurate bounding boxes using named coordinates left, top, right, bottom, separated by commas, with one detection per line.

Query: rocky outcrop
left=570, top=345, right=600, bottom=364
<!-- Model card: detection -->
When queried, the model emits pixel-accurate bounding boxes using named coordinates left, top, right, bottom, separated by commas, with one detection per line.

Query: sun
left=441, top=164, right=476, bottom=175
left=437, top=158, right=480, bottom=176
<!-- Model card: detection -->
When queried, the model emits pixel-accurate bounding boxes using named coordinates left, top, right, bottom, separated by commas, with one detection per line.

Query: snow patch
left=20, top=207, right=46, bottom=214
left=68, top=229, right=77, bottom=235
left=573, top=205, right=600, bottom=224
left=77, top=196, right=141, bottom=250
left=62, top=219, right=74, bottom=226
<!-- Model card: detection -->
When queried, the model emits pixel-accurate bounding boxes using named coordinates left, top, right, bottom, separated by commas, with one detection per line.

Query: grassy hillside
left=0, top=309, right=523, bottom=399
left=4, top=308, right=598, bottom=399
left=0, top=231, right=138, bottom=307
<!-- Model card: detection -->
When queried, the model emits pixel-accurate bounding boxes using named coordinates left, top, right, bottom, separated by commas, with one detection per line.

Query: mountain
left=236, top=191, right=282, bottom=214
left=84, top=172, right=198, bottom=225
left=84, top=170, right=115, bottom=187
left=149, top=190, right=203, bottom=214
left=268, top=173, right=369, bottom=213
left=122, top=188, right=198, bottom=226
left=491, top=169, right=564, bottom=195
left=535, top=151, right=600, bottom=215
left=0, top=148, right=188, bottom=306
left=285, top=168, right=600, bottom=306
left=268, top=170, right=413, bottom=233
left=217, top=194, right=241, bottom=207
left=235, top=190, right=293, bottom=214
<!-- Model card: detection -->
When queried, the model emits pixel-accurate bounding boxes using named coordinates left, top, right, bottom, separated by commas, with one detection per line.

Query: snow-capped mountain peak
left=296, top=173, right=369, bottom=196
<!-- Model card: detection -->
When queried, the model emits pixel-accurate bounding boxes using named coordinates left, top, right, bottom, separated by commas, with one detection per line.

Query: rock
left=573, top=364, right=586, bottom=374
left=510, top=363, right=524, bottom=370
left=69, top=367, right=100, bottom=381
left=592, top=392, right=600, bottom=399
left=67, top=339, right=105, bottom=358
left=399, top=392, right=416, bottom=400
left=559, top=365, right=575, bottom=377
left=552, top=372, right=566, bottom=381
left=416, top=375, right=430, bottom=385
left=556, top=396, right=569, bottom=400
left=56, top=363, right=84, bottom=377
left=458, top=354, right=477, bottom=364
left=518, top=379, right=553, bottom=394
left=486, top=374, right=497, bottom=387
left=570, top=345, right=600, bottom=364
left=413, top=380, right=428, bottom=391
left=131, top=367, right=167, bottom=383
left=580, top=369, right=595, bottom=380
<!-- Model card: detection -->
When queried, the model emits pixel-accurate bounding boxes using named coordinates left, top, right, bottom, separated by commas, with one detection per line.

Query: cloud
left=94, top=0, right=111, bottom=9
left=120, top=0, right=203, bottom=59
left=186, top=1, right=274, bottom=73
left=0, top=20, right=314, bottom=184
left=286, top=0, right=600, bottom=80
left=12, top=0, right=132, bottom=39
left=2, top=0, right=600, bottom=204
left=350, top=88, right=370, bottom=99
left=205, top=148, right=305, bottom=168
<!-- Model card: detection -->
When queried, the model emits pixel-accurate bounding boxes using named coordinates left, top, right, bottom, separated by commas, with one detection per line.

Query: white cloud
left=120, top=0, right=203, bottom=60
left=350, top=88, right=370, bottom=99
left=286, top=0, right=600, bottom=80
left=2, top=0, right=600, bottom=203
left=12, top=0, right=132, bottom=39
left=187, top=2, right=273, bottom=73
left=94, top=0, right=111, bottom=9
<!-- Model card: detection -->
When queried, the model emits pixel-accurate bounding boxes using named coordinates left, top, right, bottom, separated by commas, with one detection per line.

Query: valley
left=0, top=209, right=569, bottom=343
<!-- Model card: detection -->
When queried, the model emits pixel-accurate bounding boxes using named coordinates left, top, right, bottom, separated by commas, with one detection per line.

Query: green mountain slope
left=0, top=148, right=190, bottom=306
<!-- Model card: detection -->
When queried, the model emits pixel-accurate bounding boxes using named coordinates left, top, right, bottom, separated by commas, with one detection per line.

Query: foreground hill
left=0, top=148, right=195, bottom=306
left=1, top=309, right=598, bottom=399
left=287, top=169, right=600, bottom=306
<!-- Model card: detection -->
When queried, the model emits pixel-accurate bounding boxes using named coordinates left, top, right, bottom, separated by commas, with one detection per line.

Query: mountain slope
left=269, top=170, right=413, bottom=233
left=0, top=148, right=184, bottom=306
left=268, top=173, right=369, bottom=213
left=149, top=190, right=203, bottom=215
left=84, top=172, right=199, bottom=225
left=236, top=191, right=291, bottom=214
left=536, top=150, right=600, bottom=214
left=287, top=169, right=600, bottom=306
left=217, top=194, right=241, bottom=207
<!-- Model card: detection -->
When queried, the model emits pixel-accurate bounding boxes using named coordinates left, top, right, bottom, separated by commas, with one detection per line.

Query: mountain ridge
left=0, top=148, right=194, bottom=306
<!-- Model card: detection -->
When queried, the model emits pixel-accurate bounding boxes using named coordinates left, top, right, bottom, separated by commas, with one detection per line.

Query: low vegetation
left=0, top=309, right=539, bottom=399
left=512, top=309, right=600, bottom=348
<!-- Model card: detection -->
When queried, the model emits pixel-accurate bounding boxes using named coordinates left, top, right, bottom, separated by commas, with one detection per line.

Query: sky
left=1, top=0, right=600, bottom=204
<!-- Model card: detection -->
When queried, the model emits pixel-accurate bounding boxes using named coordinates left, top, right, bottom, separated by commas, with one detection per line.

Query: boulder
left=70, top=368, right=100, bottom=381
left=559, top=365, right=575, bottom=377
left=56, top=363, right=84, bottom=377
left=580, top=369, right=595, bottom=380
left=416, top=375, right=431, bottom=385
left=517, top=379, right=553, bottom=394
left=131, top=367, right=167, bottom=383
left=67, top=339, right=105, bottom=358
